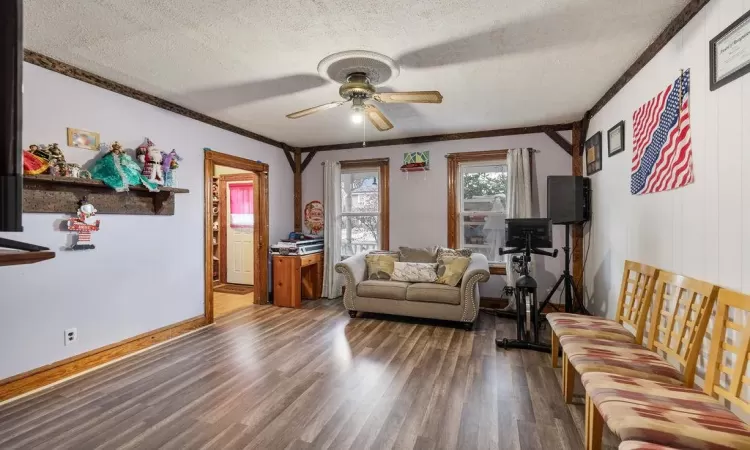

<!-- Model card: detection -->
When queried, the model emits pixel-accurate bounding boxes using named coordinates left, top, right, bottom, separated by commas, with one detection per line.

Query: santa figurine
left=136, top=137, right=164, bottom=185
left=67, top=198, right=101, bottom=250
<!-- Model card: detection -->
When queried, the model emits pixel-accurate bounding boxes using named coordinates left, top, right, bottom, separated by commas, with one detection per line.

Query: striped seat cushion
left=582, top=373, right=750, bottom=450
left=620, top=442, right=682, bottom=450
left=560, top=336, right=683, bottom=384
left=547, top=312, right=635, bottom=343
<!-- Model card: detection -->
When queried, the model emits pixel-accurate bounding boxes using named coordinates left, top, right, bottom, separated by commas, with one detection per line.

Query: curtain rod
left=321, top=157, right=390, bottom=165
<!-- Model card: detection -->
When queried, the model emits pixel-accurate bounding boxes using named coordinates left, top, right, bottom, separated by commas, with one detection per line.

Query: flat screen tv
left=0, top=0, right=23, bottom=233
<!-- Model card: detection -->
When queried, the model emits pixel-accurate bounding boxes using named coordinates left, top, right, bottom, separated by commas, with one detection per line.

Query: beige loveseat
left=335, top=251, right=490, bottom=329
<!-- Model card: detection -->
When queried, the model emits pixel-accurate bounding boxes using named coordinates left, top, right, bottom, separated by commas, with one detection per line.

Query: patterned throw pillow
left=437, top=247, right=473, bottom=258
left=436, top=256, right=471, bottom=286
left=398, top=246, right=438, bottom=263
left=365, top=253, right=399, bottom=280
left=391, top=262, right=438, bottom=283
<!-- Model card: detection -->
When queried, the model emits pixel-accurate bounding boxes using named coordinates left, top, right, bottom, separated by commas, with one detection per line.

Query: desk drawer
left=300, top=253, right=321, bottom=266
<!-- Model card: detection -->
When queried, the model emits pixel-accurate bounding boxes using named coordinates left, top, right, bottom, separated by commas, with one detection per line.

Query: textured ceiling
left=24, top=0, right=689, bottom=147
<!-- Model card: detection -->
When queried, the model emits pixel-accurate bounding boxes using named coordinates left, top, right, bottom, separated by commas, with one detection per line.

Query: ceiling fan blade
left=365, top=104, right=394, bottom=131
left=286, top=100, right=347, bottom=119
left=373, top=91, right=443, bottom=104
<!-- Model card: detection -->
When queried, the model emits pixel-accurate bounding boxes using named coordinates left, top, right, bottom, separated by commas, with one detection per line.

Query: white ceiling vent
left=317, top=50, right=400, bottom=85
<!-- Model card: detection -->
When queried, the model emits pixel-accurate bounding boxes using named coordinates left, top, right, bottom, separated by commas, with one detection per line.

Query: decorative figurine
left=48, top=160, right=62, bottom=176
left=304, top=201, right=324, bottom=235
left=90, top=141, right=160, bottom=192
left=46, top=143, right=66, bottom=163
left=66, top=163, right=82, bottom=178
left=67, top=198, right=101, bottom=250
left=22, top=147, right=49, bottom=174
left=79, top=170, right=92, bottom=179
left=161, top=149, right=183, bottom=187
left=135, top=137, right=164, bottom=185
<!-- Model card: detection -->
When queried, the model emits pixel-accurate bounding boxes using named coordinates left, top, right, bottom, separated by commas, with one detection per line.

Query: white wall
left=301, top=134, right=573, bottom=297
left=584, top=0, right=750, bottom=318
left=0, top=63, right=293, bottom=380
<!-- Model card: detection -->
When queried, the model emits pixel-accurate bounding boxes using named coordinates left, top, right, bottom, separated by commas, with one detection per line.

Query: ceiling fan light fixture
left=350, top=101, right=365, bottom=124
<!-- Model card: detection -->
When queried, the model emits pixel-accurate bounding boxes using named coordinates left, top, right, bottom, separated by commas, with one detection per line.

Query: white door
left=226, top=181, right=254, bottom=285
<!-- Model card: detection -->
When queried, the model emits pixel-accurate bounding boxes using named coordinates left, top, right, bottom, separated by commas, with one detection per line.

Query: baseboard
left=0, top=315, right=207, bottom=402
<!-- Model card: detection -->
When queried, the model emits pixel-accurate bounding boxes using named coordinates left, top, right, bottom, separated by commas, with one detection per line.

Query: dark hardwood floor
left=0, top=300, right=617, bottom=449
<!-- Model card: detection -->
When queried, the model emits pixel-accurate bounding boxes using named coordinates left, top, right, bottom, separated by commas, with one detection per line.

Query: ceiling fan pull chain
left=362, top=114, right=366, bottom=147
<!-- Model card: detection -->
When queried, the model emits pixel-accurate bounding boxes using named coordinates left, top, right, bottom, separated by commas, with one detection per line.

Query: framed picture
left=585, top=132, right=602, bottom=175
left=608, top=121, right=625, bottom=157
left=67, top=128, right=100, bottom=150
left=710, top=9, right=750, bottom=91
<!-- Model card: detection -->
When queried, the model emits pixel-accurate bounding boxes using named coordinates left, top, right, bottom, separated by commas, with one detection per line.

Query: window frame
left=447, top=150, right=509, bottom=275
left=339, top=158, right=390, bottom=254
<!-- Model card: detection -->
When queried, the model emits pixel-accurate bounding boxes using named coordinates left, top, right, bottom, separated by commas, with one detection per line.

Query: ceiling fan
left=285, top=51, right=443, bottom=131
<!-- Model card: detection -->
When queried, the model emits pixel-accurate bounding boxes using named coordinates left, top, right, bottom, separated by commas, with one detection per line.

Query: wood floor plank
left=0, top=302, right=609, bottom=449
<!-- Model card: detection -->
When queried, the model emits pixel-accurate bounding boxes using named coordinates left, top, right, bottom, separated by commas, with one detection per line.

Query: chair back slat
left=705, top=288, right=750, bottom=414
left=615, top=261, right=659, bottom=344
left=646, top=271, right=719, bottom=388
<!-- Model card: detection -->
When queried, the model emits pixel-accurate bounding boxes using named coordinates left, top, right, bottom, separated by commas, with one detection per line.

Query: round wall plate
left=317, top=50, right=400, bottom=85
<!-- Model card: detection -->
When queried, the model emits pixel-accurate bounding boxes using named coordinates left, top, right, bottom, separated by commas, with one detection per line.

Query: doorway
left=204, top=151, right=269, bottom=322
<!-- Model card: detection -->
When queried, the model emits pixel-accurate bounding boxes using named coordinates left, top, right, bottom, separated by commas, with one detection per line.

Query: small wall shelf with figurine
left=23, top=174, right=189, bottom=216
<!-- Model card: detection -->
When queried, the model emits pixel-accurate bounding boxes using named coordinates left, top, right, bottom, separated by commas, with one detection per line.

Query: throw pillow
left=436, top=256, right=471, bottom=286
left=437, top=247, right=473, bottom=258
left=398, top=246, right=438, bottom=263
left=391, top=262, right=438, bottom=283
left=365, top=253, right=399, bottom=280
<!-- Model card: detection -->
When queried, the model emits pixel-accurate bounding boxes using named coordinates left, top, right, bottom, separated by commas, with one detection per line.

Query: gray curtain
left=322, top=161, right=343, bottom=298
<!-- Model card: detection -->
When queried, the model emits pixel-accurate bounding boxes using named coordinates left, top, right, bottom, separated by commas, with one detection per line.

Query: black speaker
left=547, top=176, right=591, bottom=224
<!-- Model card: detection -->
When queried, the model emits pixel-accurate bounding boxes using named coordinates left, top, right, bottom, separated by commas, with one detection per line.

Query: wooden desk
left=272, top=252, right=323, bottom=308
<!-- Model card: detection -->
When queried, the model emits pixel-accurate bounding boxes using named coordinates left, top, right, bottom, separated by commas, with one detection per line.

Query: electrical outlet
left=64, top=328, right=78, bottom=346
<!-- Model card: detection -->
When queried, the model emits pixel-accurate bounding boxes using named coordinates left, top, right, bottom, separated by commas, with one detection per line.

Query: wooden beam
left=300, top=151, right=317, bottom=172
left=281, top=145, right=296, bottom=172
left=588, top=0, right=711, bottom=117
left=294, top=149, right=302, bottom=232
left=571, top=122, right=584, bottom=306
left=543, top=128, right=572, bottom=155
left=579, top=110, right=591, bottom=154
left=24, top=50, right=288, bottom=150
left=301, top=122, right=577, bottom=152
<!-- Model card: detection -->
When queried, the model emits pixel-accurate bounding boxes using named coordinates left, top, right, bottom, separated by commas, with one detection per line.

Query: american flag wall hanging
left=631, top=69, right=694, bottom=195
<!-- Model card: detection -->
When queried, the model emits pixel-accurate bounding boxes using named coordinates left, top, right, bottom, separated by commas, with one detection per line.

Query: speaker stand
left=538, top=224, right=585, bottom=314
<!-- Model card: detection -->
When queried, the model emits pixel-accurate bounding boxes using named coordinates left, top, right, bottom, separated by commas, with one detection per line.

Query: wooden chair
left=561, top=271, right=718, bottom=403
left=549, top=260, right=658, bottom=368
left=581, top=287, right=750, bottom=450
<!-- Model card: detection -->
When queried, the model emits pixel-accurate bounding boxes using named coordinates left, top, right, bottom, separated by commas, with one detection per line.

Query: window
left=447, top=150, right=508, bottom=268
left=340, top=159, right=389, bottom=258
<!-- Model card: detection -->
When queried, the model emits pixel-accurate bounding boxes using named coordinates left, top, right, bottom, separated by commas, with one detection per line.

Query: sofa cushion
left=436, top=255, right=470, bottom=286
left=398, top=246, right=438, bottom=263
left=365, top=253, right=399, bottom=280
left=391, top=262, right=438, bottom=283
left=406, top=283, right=461, bottom=305
left=437, top=247, right=473, bottom=258
left=357, top=280, right=409, bottom=300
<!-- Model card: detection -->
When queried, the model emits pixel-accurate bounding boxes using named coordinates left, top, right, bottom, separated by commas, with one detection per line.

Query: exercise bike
left=496, top=219, right=557, bottom=353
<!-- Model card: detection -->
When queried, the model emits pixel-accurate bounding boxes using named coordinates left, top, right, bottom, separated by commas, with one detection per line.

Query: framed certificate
left=710, top=10, right=750, bottom=91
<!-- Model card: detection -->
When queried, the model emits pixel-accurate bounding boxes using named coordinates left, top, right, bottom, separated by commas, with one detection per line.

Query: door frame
left=219, top=173, right=255, bottom=284
left=204, top=151, right=269, bottom=323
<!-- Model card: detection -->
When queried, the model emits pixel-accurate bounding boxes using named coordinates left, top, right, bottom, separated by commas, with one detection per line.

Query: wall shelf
left=23, top=174, right=189, bottom=216
left=0, top=250, right=56, bottom=267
